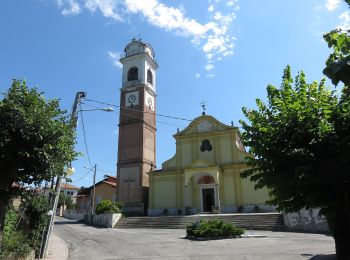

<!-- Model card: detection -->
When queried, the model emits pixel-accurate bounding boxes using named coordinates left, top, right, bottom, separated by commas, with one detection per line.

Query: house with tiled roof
left=60, top=183, right=80, bottom=203
left=76, top=175, right=117, bottom=213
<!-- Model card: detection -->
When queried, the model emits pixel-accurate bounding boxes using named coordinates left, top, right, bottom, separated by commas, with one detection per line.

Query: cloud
left=339, top=11, right=350, bottom=29
left=313, top=4, right=323, bottom=11
left=205, top=64, right=214, bottom=71
left=124, top=0, right=208, bottom=37
left=195, top=73, right=200, bottom=78
left=54, top=0, right=239, bottom=71
left=325, top=0, right=341, bottom=11
left=206, top=73, right=215, bottom=78
left=85, top=0, right=124, bottom=21
left=108, top=51, right=123, bottom=68
left=57, top=0, right=81, bottom=15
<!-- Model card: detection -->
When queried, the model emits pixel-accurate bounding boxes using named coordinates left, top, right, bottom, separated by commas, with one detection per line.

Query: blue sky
left=0, top=0, right=349, bottom=188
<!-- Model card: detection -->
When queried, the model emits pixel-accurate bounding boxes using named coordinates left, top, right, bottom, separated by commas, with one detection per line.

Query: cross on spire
left=200, top=101, right=206, bottom=116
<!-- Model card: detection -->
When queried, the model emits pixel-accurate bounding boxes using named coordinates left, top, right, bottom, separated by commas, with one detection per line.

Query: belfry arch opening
left=128, top=67, right=138, bottom=81
left=147, top=69, right=153, bottom=84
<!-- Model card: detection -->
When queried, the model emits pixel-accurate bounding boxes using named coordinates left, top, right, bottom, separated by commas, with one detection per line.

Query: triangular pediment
left=175, top=115, right=236, bottom=137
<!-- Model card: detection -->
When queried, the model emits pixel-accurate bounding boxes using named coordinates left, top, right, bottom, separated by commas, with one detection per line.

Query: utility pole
left=91, top=164, right=97, bottom=214
left=41, top=91, right=86, bottom=258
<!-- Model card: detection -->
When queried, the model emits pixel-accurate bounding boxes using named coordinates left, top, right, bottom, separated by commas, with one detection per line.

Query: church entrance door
left=202, top=188, right=215, bottom=212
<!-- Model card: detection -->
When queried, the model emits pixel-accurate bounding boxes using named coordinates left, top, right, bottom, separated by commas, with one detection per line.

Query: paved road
left=53, top=217, right=336, bottom=260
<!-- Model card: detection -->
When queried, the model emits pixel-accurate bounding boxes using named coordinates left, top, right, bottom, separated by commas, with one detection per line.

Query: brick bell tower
left=117, top=39, right=158, bottom=215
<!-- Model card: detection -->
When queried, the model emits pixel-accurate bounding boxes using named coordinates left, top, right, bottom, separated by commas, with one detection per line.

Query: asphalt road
left=53, top=217, right=336, bottom=260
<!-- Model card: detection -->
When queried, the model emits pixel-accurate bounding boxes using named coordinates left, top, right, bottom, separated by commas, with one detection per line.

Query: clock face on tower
left=128, top=94, right=136, bottom=103
left=125, top=91, right=139, bottom=107
left=145, top=91, right=154, bottom=110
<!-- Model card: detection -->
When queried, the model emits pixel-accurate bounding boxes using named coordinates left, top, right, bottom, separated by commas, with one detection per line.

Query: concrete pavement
left=53, top=217, right=336, bottom=260
left=43, top=229, right=69, bottom=260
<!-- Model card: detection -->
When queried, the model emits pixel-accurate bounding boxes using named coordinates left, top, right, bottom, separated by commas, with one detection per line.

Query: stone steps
left=115, top=213, right=285, bottom=231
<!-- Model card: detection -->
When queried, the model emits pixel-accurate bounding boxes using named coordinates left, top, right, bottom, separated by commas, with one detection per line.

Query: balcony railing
left=120, top=50, right=158, bottom=64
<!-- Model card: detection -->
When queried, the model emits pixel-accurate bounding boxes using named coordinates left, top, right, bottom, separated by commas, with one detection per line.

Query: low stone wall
left=283, top=208, right=330, bottom=233
left=63, top=211, right=84, bottom=221
left=83, top=213, right=122, bottom=228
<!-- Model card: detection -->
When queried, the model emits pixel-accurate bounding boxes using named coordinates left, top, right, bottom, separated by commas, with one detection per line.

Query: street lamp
left=79, top=107, right=114, bottom=112
left=41, top=93, right=113, bottom=258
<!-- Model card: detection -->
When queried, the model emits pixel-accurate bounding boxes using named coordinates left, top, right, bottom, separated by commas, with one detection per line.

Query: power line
left=81, top=99, right=186, bottom=128
left=95, top=168, right=115, bottom=174
left=114, top=107, right=187, bottom=128
left=79, top=102, right=93, bottom=167
left=72, top=168, right=93, bottom=183
left=84, top=98, right=193, bottom=122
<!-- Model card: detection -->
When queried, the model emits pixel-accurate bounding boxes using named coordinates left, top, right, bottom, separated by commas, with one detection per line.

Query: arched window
left=127, top=67, right=138, bottom=81
left=147, top=69, right=153, bottom=84
left=200, top=139, right=212, bottom=152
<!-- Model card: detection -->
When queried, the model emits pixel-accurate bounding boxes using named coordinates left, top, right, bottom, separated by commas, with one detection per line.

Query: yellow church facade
left=148, top=114, right=274, bottom=215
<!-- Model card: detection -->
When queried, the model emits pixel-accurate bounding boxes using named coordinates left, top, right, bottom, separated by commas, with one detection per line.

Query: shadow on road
left=54, top=220, right=82, bottom=225
left=54, top=219, right=106, bottom=229
left=302, top=253, right=336, bottom=260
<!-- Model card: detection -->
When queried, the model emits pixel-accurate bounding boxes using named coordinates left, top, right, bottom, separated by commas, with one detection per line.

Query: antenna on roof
left=138, top=34, right=142, bottom=41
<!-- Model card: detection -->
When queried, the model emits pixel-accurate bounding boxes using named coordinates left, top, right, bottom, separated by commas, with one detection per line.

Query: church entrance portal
left=202, top=188, right=215, bottom=212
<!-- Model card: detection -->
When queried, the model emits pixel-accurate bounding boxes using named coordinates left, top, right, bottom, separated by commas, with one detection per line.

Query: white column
left=216, top=184, right=221, bottom=211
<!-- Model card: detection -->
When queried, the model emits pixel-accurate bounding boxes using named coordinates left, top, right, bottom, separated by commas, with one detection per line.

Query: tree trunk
left=0, top=191, right=10, bottom=235
left=0, top=170, right=16, bottom=236
left=333, top=195, right=350, bottom=260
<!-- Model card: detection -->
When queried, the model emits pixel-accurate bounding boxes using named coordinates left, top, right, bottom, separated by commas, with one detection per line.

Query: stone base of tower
left=120, top=187, right=149, bottom=216
left=122, top=202, right=145, bottom=216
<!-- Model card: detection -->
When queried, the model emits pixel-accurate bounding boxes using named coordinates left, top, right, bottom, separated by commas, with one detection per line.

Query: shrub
left=1, top=194, right=51, bottom=258
left=95, top=200, right=121, bottom=214
left=185, top=206, right=192, bottom=215
left=114, top=201, right=123, bottom=210
left=0, top=230, right=32, bottom=259
left=0, top=208, right=31, bottom=259
left=162, top=208, right=169, bottom=215
left=2, top=208, right=17, bottom=241
left=237, top=205, right=244, bottom=213
left=25, top=194, right=50, bottom=253
left=186, top=219, right=244, bottom=239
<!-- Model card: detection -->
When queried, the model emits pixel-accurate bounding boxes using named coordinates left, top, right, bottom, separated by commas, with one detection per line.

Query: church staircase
left=115, top=213, right=285, bottom=231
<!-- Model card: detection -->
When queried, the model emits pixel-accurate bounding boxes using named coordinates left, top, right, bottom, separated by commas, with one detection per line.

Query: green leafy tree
left=58, top=193, right=74, bottom=209
left=322, top=3, right=350, bottom=258
left=323, top=27, right=350, bottom=86
left=0, top=80, right=77, bottom=235
left=240, top=66, right=350, bottom=258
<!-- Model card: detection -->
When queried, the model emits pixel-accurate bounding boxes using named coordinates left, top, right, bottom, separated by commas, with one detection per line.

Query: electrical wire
left=95, top=168, right=115, bottom=174
left=83, top=98, right=188, bottom=127
left=79, top=102, right=93, bottom=167
left=72, top=168, right=93, bottom=183
left=84, top=98, right=193, bottom=122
